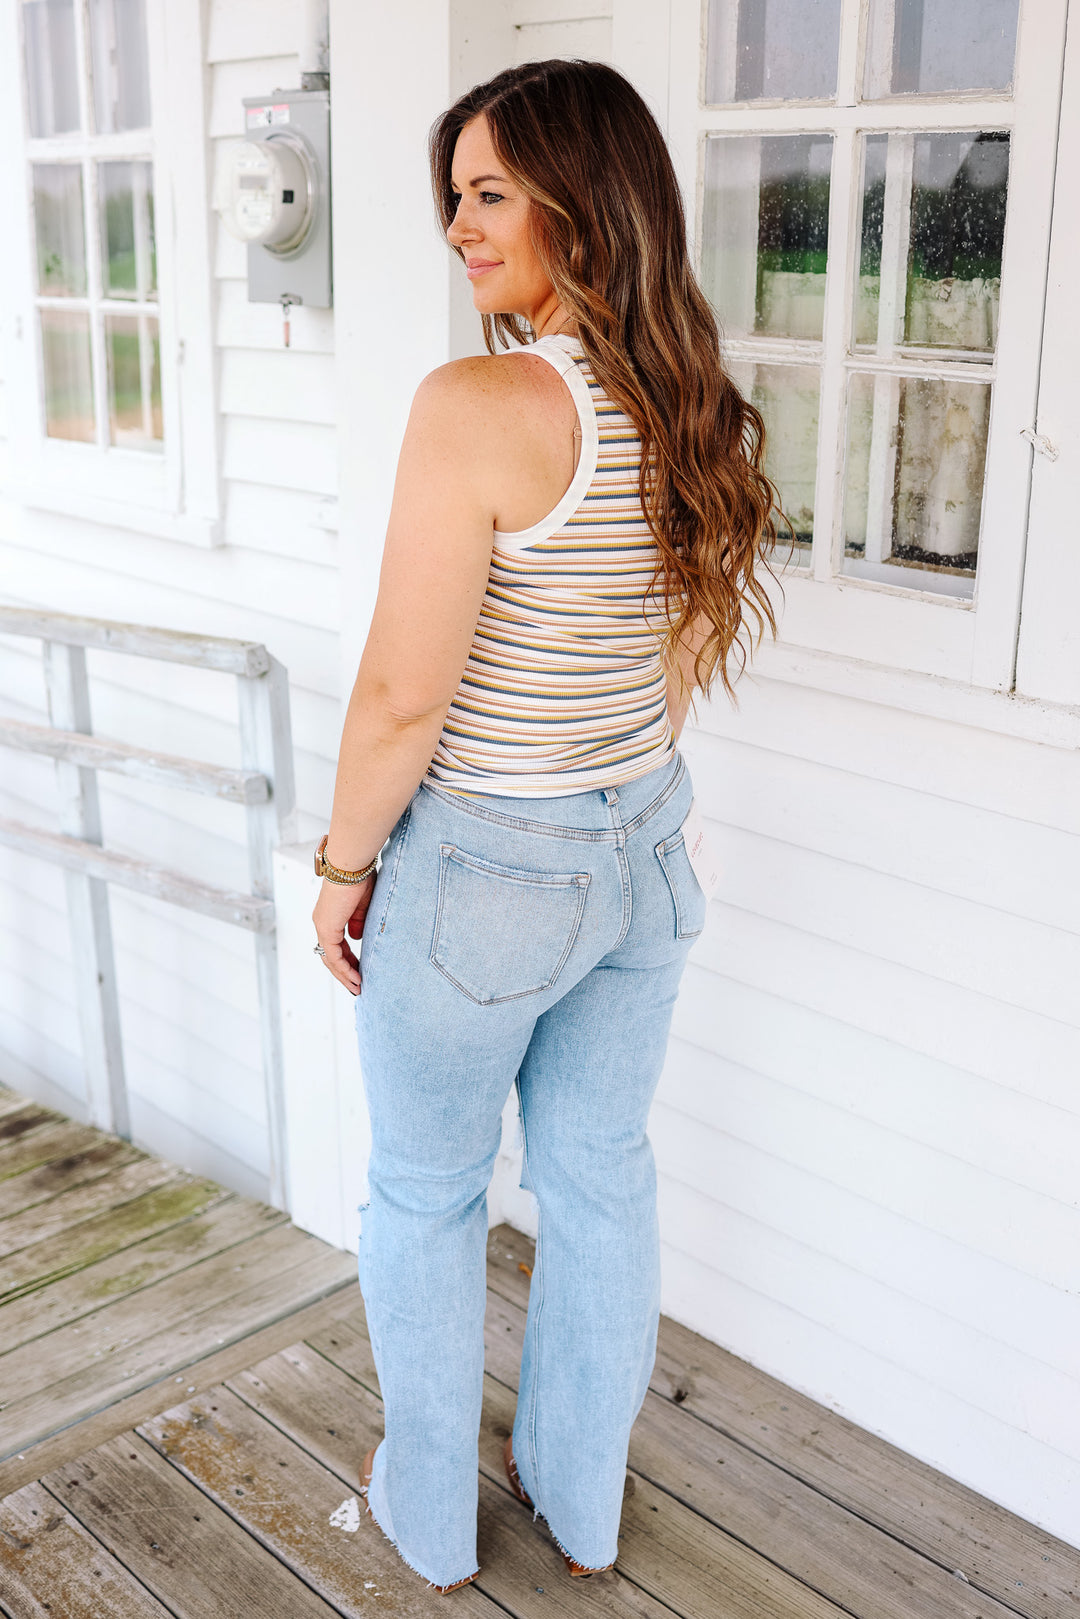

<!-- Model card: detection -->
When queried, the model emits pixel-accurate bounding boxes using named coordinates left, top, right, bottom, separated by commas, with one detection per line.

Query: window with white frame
left=22, top=0, right=162, bottom=453
left=668, top=0, right=1066, bottom=687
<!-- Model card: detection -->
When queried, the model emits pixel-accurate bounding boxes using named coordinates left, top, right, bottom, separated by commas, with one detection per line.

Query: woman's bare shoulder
left=413, top=351, right=573, bottom=425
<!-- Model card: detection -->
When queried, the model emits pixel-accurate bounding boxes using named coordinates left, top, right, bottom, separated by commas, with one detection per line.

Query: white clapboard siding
left=664, top=976, right=1080, bottom=1203
left=654, top=1037, right=1078, bottom=1294
left=216, top=278, right=335, bottom=354
left=514, top=17, right=613, bottom=60
left=223, top=416, right=338, bottom=497
left=207, top=0, right=298, bottom=63
left=655, top=1044, right=1080, bottom=1374
left=223, top=482, right=338, bottom=566
left=219, top=348, right=337, bottom=426
left=655, top=1186, right=1080, bottom=1536
left=208, top=56, right=299, bottom=137
left=650, top=1105, right=1080, bottom=1452
left=685, top=907, right=1080, bottom=1110
left=685, top=678, right=1080, bottom=835
left=686, top=726, right=1080, bottom=934
left=707, top=823, right=1079, bottom=1025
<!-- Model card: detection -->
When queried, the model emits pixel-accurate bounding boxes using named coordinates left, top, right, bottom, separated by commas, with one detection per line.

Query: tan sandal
left=501, top=1435, right=615, bottom=1579
left=360, top=1446, right=479, bottom=1595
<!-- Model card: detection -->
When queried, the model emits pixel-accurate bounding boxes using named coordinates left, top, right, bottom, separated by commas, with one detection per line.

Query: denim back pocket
left=656, top=832, right=706, bottom=940
left=431, top=844, right=590, bottom=1005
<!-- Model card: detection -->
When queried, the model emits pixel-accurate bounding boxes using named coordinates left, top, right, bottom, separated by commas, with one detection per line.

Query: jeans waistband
left=419, top=753, right=687, bottom=843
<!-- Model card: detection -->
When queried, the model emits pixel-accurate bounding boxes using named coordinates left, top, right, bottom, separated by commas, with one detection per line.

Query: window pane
left=842, top=372, right=989, bottom=598
left=864, top=0, right=1020, bottom=98
left=702, top=135, right=832, bottom=341
left=100, top=160, right=156, bottom=299
left=105, top=312, right=162, bottom=449
left=88, top=0, right=150, bottom=132
left=855, top=132, right=1008, bottom=355
left=40, top=309, right=95, bottom=441
left=730, top=361, right=819, bottom=563
left=33, top=163, right=87, bottom=295
left=706, top=0, right=841, bottom=102
left=23, top=0, right=80, bottom=137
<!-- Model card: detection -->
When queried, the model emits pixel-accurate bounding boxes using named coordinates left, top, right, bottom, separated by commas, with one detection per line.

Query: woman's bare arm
left=312, top=352, right=578, bottom=993
left=664, top=613, right=711, bottom=740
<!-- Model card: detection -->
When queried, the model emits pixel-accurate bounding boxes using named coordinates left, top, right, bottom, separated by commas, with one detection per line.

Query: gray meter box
left=241, top=89, right=332, bottom=308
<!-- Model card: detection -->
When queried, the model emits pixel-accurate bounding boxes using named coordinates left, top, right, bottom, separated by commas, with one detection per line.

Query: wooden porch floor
left=0, top=1082, right=1076, bottom=1619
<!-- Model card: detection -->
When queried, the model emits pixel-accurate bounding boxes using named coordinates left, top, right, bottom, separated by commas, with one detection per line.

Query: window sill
left=5, top=483, right=221, bottom=549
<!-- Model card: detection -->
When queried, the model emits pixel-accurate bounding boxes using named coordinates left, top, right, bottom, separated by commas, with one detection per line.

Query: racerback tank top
left=425, top=333, right=677, bottom=797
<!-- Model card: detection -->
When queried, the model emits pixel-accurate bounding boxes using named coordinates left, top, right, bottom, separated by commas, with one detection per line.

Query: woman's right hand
left=312, top=874, right=376, bottom=996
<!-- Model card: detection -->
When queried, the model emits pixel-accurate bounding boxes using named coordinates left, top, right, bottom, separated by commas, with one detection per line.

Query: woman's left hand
left=312, top=875, right=376, bottom=996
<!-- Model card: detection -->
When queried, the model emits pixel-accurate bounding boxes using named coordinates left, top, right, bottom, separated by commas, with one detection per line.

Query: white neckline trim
left=491, top=336, right=600, bottom=549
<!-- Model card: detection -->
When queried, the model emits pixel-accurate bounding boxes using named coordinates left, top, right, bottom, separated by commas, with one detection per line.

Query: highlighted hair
left=431, top=58, right=782, bottom=699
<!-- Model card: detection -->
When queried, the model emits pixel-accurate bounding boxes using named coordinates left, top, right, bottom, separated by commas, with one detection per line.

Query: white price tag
left=682, top=798, right=720, bottom=901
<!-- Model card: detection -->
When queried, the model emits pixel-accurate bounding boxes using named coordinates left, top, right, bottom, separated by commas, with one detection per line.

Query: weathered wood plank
left=0, top=1159, right=191, bottom=1269
left=0, top=716, right=270, bottom=805
left=0, top=1478, right=175, bottom=1618
left=0, top=1194, right=286, bottom=1349
left=238, top=1329, right=847, bottom=1619
left=0, top=1286, right=359, bottom=1499
left=478, top=1362, right=843, bottom=1619
left=0, top=607, right=271, bottom=677
left=485, top=1226, right=1079, bottom=1619
left=0, top=818, right=275, bottom=934
left=0, top=1230, right=356, bottom=1458
left=0, top=1169, right=225, bottom=1279
left=227, top=1340, right=683, bottom=1617
left=0, top=1104, right=62, bottom=1155
left=140, top=1385, right=501, bottom=1616
left=0, top=1120, right=105, bottom=1186
left=41, top=1434, right=342, bottom=1617
left=0, top=1087, right=32, bottom=1122
left=0, top=1136, right=143, bottom=1222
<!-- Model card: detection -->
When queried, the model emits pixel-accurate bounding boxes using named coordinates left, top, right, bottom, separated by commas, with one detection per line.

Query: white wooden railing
left=0, top=606, right=296, bottom=1210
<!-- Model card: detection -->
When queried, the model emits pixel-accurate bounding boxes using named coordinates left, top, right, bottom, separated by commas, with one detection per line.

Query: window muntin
left=22, top=0, right=161, bottom=453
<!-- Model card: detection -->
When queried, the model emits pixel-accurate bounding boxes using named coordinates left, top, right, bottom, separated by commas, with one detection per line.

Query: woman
left=312, top=58, right=779, bottom=1594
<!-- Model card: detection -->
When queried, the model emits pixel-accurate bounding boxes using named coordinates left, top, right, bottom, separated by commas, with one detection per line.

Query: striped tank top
left=426, top=333, right=676, bottom=797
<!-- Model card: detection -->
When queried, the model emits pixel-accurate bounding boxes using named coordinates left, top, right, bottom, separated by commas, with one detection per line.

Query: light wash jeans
left=354, top=751, right=704, bottom=1586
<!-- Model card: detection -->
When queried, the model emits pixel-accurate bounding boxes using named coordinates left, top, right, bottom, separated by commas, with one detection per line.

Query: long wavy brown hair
left=430, top=59, right=782, bottom=699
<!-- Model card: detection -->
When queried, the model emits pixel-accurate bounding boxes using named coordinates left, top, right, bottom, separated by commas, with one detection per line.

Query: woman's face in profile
left=448, top=115, right=554, bottom=320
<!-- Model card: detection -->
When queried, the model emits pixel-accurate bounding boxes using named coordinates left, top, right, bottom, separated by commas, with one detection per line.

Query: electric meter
left=213, top=89, right=332, bottom=313
left=218, top=135, right=315, bottom=254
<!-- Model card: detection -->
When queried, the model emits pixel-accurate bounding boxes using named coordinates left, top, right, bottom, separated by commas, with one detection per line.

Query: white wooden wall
left=0, top=0, right=339, bottom=1198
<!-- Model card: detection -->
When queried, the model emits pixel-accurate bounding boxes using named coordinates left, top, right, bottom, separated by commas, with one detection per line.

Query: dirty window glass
left=41, top=309, right=95, bottom=442
left=33, top=163, right=87, bottom=295
left=100, top=160, right=156, bottom=300
left=22, top=0, right=80, bottom=137
left=729, top=361, right=819, bottom=563
left=842, top=374, right=990, bottom=597
left=855, top=132, right=1009, bottom=354
left=702, top=134, right=832, bottom=341
left=705, top=0, right=842, bottom=102
left=88, top=0, right=150, bottom=131
left=105, top=312, right=162, bottom=449
left=22, top=0, right=159, bottom=451
left=864, top=0, right=1020, bottom=98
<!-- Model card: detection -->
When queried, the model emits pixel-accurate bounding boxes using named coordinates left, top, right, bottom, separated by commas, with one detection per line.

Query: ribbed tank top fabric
left=425, top=334, right=677, bottom=798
